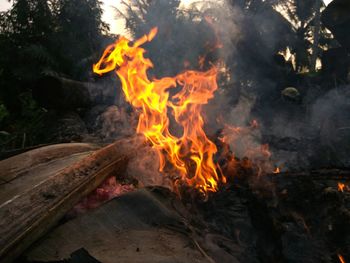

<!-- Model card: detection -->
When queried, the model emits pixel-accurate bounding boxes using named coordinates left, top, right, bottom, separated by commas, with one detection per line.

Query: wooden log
left=32, top=75, right=115, bottom=110
left=0, top=136, right=144, bottom=263
left=0, top=143, right=100, bottom=184
left=0, top=143, right=53, bottom=161
left=0, top=149, right=95, bottom=207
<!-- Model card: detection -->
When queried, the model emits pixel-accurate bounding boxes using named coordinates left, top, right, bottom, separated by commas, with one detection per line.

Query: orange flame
left=273, top=167, right=280, bottom=174
left=93, top=28, right=222, bottom=194
left=338, top=254, right=346, bottom=263
left=337, top=182, right=350, bottom=192
left=338, top=183, right=345, bottom=192
left=218, top=121, right=273, bottom=176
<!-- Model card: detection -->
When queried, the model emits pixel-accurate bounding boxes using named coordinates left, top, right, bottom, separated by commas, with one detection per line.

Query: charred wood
left=197, top=168, right=350, bottom=263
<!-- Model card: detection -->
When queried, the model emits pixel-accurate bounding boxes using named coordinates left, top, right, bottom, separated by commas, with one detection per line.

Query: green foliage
left=0, top=0, right=110, bottom=149
left=56, top=0, right=109, bottom=78
left=0, top=104, right=9, bottom=124
left=267, top=0, right=326, bottom=71
left=230, top=0, right=329, bottom=72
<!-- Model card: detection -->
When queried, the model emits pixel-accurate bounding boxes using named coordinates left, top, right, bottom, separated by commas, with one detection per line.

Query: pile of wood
left=1, top=138, right=349, bottom=263
left=0, top=137, right=143, bottom=263
left=199, top=169, right=350, bottom=262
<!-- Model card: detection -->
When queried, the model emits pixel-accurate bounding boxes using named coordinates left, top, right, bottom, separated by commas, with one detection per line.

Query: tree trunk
left=32, top=75, right=115, bottom=110
left=311, top=0, right=322, bottom=72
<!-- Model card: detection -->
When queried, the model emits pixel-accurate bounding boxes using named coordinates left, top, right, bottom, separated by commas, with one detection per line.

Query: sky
left=102, top=0, right=125, bottom=35
left=0, top=0, right=334, bottom=35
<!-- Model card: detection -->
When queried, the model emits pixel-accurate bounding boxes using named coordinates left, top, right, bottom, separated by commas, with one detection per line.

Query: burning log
left=13, top=21, right=349, bottom=263
left=21, top=167, right=350, bottom=263
left=0, top=137, right=144, bottom=263
left=32, top=75, right=115, bottom=110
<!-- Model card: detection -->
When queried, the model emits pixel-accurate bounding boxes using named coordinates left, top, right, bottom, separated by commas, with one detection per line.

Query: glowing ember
left=218, top=121, right=273, bottom=176
left=72, top=176, right=134, bottom=214
left=94, top=28, right=222, bottom=194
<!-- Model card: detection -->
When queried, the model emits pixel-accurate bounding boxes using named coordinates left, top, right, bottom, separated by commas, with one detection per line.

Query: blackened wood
left=0, top=137, right=144, bottom=263
left=269, top=169, right=350, bottom=181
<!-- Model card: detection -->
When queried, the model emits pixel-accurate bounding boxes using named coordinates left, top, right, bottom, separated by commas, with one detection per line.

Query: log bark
left=32, top=75, right=115, bottom=110
left=0, top=136, right=144, bottom=263
left=310, top=0, right=321, bottom=72
left=0, top=143, right=100, bottom=184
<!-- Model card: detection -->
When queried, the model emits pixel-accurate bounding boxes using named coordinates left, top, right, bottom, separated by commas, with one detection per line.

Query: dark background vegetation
left=0, top=0, right=349, bottom=169
left=0, top=0, right=110, bottom=149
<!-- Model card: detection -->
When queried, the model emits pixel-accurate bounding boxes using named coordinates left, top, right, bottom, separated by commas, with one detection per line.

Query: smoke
left=309, top=85, right=350, bottom=167
left=102, top=0, right=277, bottom=174
left=95, top=0, right=350, bottom=175
left=120, top=0, right=241, bottom=76
left=126, top=145, right=173, bottom=189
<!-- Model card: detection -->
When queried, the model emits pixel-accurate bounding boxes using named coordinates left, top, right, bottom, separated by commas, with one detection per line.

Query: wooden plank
left=0, top=136, right=144, bottom=263
left=0, top=143, right=101, bottom=183
left=0, top=151, right=92, bottom=205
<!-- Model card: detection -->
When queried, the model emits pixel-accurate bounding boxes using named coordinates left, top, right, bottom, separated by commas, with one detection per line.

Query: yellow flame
left=93, top=28, right=222, bottom=194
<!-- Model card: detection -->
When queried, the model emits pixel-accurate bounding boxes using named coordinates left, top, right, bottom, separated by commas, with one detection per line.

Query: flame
left=338, top=254, right=346, bottom=263
left=337, top=182, right=349, bottom=192
left=93, top=28, right=222, bottom=194
left=273, top=167, right=280, bottom=174
left=338, top=183, right=345, bottom=192
left=218, top=121, right=273, bottom=176
left=197, top=16, right=223, bottom=70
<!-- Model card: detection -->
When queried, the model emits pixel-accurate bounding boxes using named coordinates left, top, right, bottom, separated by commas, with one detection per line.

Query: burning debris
left=11, top=168, right=350, bottom=263
left=339, top=254, right=346, bottom=263
left=69, top=176, right=135, bottom=216
left=93, top=27, right=222, bottom=194
left=338, top=182, right=350, bottom=193
left=93, top=28, right=276, bottom=196
left=1, top=0, right=350, bottom=263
